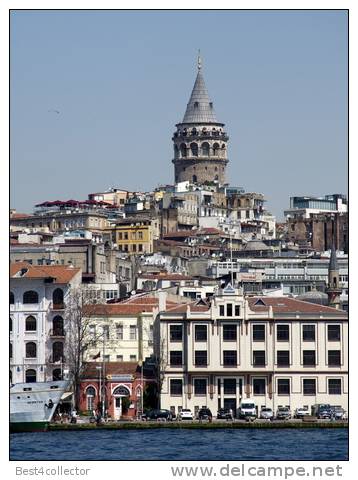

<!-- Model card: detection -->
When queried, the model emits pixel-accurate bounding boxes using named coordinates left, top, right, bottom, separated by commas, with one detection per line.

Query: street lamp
left=95, top=365, right=102, bottom=416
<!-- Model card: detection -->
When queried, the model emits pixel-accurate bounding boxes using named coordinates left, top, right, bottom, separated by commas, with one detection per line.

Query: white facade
left=10, top=265, right=82, bottom=384
left=157, top=288, right=348, bottom=417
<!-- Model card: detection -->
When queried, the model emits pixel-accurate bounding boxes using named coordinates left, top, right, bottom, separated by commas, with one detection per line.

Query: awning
left=60, top=392, right=73, bottom=401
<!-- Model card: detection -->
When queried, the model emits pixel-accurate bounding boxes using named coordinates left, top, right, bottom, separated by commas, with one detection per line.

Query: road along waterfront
left=10, top=427, right=348, bottom=461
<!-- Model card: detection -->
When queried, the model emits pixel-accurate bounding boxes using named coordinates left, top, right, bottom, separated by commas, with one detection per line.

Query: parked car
left=198, top=408, right=212, bottom=420
left=276, top=407, right=292, bottom=420
left=294, top=407, right=310, bottom=419
left=179, top=409, right=193, bottom=420
left=238, top=402, right=257, bottom=419
left=330, top=406, right=347, bottom=420
left=217, top=408, right=233, bottom=420
left=142, top=409, right=173, bottom=421
left=260, top=407, right=274, bottom=420
left=311, top=404, right=332, bottom=419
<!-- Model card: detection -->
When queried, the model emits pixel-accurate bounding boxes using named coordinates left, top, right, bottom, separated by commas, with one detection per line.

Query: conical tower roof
left=329, top=243, right=338, bottom=271
left=182, top=57, right=219, bottom=124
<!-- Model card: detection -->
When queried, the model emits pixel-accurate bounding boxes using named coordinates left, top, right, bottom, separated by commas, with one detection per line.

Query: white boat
left=10, top=380, right=70, bottom=432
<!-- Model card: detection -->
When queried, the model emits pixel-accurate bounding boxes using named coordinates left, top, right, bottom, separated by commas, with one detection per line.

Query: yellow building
left=108, top=219, right=158, bottom=255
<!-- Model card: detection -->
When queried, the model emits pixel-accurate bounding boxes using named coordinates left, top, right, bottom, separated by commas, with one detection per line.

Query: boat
left=10, top=380, right=71, bottom=432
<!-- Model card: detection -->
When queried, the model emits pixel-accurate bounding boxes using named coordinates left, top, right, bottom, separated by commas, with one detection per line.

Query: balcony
left=49, top=329, right=65, bottom=338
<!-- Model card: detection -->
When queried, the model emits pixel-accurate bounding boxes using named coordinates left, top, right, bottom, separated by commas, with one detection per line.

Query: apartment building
left=10, top=263, right=82, bottom=384
left=156, top=285, right=347, bottom=418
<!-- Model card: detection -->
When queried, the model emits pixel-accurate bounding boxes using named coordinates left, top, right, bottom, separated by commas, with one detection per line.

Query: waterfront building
left=79, top=361, right=156, bottom=419
left=10, top=263, right=82, bottom=384
left=107, top=217, right=160, bottom=255
left=156, top=286, right=347, bottom=417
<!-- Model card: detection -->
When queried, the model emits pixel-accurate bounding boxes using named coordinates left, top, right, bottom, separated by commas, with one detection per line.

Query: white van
left=238, top=402, right=257, bottom=419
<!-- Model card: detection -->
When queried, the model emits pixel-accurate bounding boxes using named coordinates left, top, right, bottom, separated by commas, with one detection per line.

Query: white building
left=10, top=263, right=82, bottom=384
left=156, top=286, right=347, bottom=418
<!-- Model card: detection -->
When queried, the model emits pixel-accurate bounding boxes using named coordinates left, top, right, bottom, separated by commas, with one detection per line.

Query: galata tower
left=172, top=55, right=229, bottom=185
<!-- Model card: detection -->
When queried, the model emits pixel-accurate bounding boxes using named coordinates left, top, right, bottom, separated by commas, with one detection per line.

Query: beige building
left=156, top=286, right=348, bottom=417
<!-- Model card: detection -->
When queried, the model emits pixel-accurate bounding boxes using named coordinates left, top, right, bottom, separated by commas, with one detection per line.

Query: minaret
left=172, top=53, right=229, bottom=185
left=326, top=241, right=342, bottom=309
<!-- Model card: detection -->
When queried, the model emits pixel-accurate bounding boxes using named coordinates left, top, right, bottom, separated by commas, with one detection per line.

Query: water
left=10, top=428, right=348, bottom=461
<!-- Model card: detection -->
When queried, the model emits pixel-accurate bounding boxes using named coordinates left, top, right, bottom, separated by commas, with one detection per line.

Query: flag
left=93, top=352, right=101, bottom=360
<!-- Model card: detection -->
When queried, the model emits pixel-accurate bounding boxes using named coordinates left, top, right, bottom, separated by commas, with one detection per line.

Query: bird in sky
left=48, top=109, right=60, bottom=114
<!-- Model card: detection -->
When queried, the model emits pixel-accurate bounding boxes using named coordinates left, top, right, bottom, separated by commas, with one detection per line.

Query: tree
left=64, top=287, right=105, bottom=409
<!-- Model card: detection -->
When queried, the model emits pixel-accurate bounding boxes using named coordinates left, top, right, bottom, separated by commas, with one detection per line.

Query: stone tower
left=172, top=55, right=229, bottom=185
left=326, top=241, right=342, bottom=309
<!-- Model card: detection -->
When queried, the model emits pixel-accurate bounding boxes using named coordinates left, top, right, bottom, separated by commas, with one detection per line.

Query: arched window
left=25, top=342, right=37, bottom=358
left=221, top=144, right=226, bottom=157
left=213, top=143, right=220, bottom=156
left=52, top=342, right=64, bottom=362
left=23, top=291, right=38, bottom=304
left=25, top=369, right=37, bottom=383
left=201, top=142, right=210, bottom=156
left=180, top=143, right=187, bottom=157
left=10, top=317, right=12, bottom=332
left=52, top=368, right=62, bottom=381
left=192, top=175, right=198, bottom=183
left=10, top=342, right=12, bottom=359
left=174, top=145, right=179, bottom=159
left=113, top=385, right=130, bottom=396
left=190, top=143, right=198, bottom=157
left=214, top=175, right=219, bottom=181
left=191, top=127, right=197, bottom=135
left=52, top=316, right=64, bottom=336
left=86, top=386, right=96, bottom=411
left=10, top=292, right=14, bottom=305
left=53, top=288, right=64, bottom=306
left=25, top=315, right=37, bottom=331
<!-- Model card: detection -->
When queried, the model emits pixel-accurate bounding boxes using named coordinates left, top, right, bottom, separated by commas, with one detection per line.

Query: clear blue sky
left=10, top=10, right=348, bottom=219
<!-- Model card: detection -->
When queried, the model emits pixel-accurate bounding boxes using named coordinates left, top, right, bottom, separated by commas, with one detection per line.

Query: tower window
left=194, top=102, right=199, bottom=108
left=209, top=102, right=213, bottom=108
left=190, top=143, right=198, bottom=157
left=193, top=175, right=197, bottom=183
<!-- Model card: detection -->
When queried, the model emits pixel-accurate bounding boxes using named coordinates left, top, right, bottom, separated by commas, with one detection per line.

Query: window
left=102, top=325, right=110, bottom=341
left=253, top=378, right=266, bottom=395
left=302, top=325, right=316, bottom=342
left=277, top=350, right=290, bottom=366
left=130, top=354, right=137, bottom=361
left=25, top=369, right=37, bottom=383
left=223, top=324, right=237, bottom=341
left=223, top=350, right=237, bottom=366
left=253, top=325, right=265, bottom=341
left=10, top=317, right=13, bottom=332
left=303, top=378, right=316, bottom=395
left=201, top=142, right=210, bottom=156
left=328, top=325, right=341, bottom=341
left=138, top=244, right=143, bottom=252
left=194, top=379, right=207, bottom=395
left=52, top=316, right=64, bottom=336
left=52, top=342, right=64, bottom=362
left=170, top=379, right=183, bottom=396
left=138, top=231, right=143, bottom=240
left=10, top=342, right=12, bottom=358
left=328, top=350, right=341, bottom=366
left=253, top=350, right=266, bottom=366
left=52, top=288, right=64, bottom=306
left=195, top=325, right=207, bottom=341
left=116, top=324, right=123, bottom=340
left=303, top=350, right=316, bottom=366
left=190, top=142, right=198, bottom=156
left=277, top=324, right=289, bottom=341
left=86, top=386, right=96, bottom=411
left=23, top=291, right=38, bottom=304
left=117, top=355, right=123, bottom=362
left=328, top=379, right=342, bottom=395
left=277, top=379, right=290, bottom=395
left=170, top=351, right=183, bottom=366
left=219, top=305, right=225, bottom=316
left=194, top=350, right=207, bottom=366
left=226, top=304, right=233, bottom=317
left=10, top=292, right=14, bottom=304
left=235, top=305, right=240, bottom=316
left=170, top=325, right=183, bottom=342
left=104, top=355, right=110, bottom=362
left=25, top=342, right=37, bottom=358
left=53, top=368, right=62, bottom=381
left=129, top=325, right=137, bottom=340
left=224, top=379, right=236, bottom=394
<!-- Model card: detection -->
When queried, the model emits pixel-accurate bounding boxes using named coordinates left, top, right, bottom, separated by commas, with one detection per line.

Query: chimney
left=158, top=290, right=167, bottom=312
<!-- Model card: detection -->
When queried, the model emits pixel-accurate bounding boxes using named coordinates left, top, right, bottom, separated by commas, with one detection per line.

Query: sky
left=10, top=10, right=348, bottom=219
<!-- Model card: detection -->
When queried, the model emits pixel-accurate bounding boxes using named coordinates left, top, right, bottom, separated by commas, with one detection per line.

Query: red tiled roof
left=248, top=297, right=347, bottom=316
left=82, top=362, right=140, bottom=378
left=10, top=262, right=81, bottom=284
